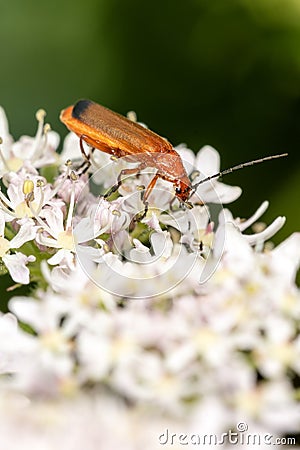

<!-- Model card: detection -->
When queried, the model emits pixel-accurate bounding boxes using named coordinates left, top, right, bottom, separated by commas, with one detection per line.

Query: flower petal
left=41, top=207, right=64, bottom=237
left=47, top=248, right=74, bottom=268
left=196, top=181, right=242, bottom=204
left=271, top=232, right=300, bottom=283
left=0, top=106, right=13, bottom=149
left=3, top=252, right=35, bottom=284
left=175, top=144, right=196, bottom=174
left=142, top=211, right=162, bottom=232
left=129, top=239, right=152, bottom=263
left=0, top=210, right=6, bottom=236
left=245, top=216, right=286, bottom=245
left=195, top=145, right=220, bottom=176
left=238, top=201, right=269, bottom=231
left=60, top=132, right=84, bottom=162
left=150, top=231, right=173, bottom=259
left=10, top=220, right=37, bottom=249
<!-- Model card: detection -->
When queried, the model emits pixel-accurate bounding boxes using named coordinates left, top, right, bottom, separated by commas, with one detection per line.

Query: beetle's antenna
left=190, top=153, right=288, bottom=194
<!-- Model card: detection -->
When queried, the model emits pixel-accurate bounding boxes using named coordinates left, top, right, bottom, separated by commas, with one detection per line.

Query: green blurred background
left=0, top=0, right=299, bottom=299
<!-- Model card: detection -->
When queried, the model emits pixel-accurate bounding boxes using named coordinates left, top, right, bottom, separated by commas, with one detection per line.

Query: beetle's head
left=174, top=180, right=193, bottom=209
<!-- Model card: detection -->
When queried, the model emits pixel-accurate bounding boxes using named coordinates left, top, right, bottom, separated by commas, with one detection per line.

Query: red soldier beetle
left=60, top=99, right=287, bottom=212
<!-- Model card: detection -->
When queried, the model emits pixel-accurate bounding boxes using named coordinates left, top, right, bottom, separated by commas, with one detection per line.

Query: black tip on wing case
left=72, top=99, right=93, bottom=120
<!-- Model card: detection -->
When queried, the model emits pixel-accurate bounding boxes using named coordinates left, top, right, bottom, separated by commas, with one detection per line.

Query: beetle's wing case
left=60, top=99, right=173, bottom=157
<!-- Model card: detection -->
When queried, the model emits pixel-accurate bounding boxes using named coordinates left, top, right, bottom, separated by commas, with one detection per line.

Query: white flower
left=141, top=210, right=162, bottom=232
left=177, top=144, right=242, bottom=204
left=160, top=204, right=213, bottom=254
left=75, top=312, right=115, bottom=381
left=0, top=392, right=173, bottom=450
left=0, top=171, right=55, bottom=221
left=214, top=202, right=286, bottom=262
left=235, top=381, right=300, bottom=434
left=0, top=211, right=36, bottom=284
left=253, top=315, right=298, bottom=378
left=0, top=106, right=14, bottom=152
left=0, top=107, right=299, bottom=447
left=0, top=107, right=59, bottom=177
left=91, top=148, right=132, bottom=188
left=89, top=234, right=205, bottom=299
left=121, top=171, right=174, bottom=210
left=54, top=169, right=90, bottom=204
left=112, top=351, right=191, bottom=412
left=129, top=231, right=173, bottom=263
left=59, top=131, right=83, bottom=163
left=0, top=313, right=34, bottom=374
left=36, top=206, right=92, bottom=269
left=8, top=293, right=75, bottom=396
left=2, top=252, right=36, bottom=285
left=270, top=232, right=300, bottom=285
left=89, top=197, right=131, bottom=235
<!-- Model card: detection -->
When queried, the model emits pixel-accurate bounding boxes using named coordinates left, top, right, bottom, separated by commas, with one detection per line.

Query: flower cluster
left=0, top=106, right=299, bottom=449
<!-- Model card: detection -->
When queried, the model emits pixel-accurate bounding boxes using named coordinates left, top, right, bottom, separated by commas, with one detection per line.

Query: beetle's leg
left=103, top=165, right=145, bottom=199
left=138, top=173, right=160, bottom=219
left=75, top=136, right=94, bottom=174
left=169, top=196, right=177, bottom=211
left=79, top=136, right=91, bottom=163
left=77, top=134, right=124, bottom=175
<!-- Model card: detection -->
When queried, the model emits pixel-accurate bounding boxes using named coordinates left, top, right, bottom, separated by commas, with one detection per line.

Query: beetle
left=60, top=99, right=193, bottom=208
left=60, top=99, right=287, bottom=209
